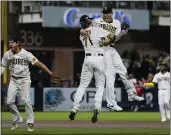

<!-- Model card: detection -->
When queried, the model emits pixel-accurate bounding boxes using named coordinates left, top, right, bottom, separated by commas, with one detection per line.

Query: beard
left=161, top=69, right=166, bottom=72
left=103, top=17, right=113, bottom=23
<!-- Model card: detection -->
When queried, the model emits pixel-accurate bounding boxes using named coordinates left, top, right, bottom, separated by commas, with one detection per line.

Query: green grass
left=2, top=112, right=161, bottom=121
left=1, top=128, right=170, bottom=135
left=2, top=112, right=169, bottom=134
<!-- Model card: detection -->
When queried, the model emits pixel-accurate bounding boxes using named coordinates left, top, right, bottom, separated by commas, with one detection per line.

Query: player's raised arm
left=27, top=52, right=60, bottom=84
left=27, top=52, right=52, bottom=75
left=115, top=21, right=129, bottom=42
left=80, top=28, right=90, bottom=37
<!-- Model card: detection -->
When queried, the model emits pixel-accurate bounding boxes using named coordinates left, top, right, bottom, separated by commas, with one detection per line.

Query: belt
left=160, top=89, right=168, bottom=90
left=11, top=76, right=26, bottom=80
left=86, top=53, right=104, bottom=56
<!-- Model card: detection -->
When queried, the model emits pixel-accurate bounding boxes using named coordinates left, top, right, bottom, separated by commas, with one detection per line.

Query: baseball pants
left=105, top=47, right=135, bottom=106
left=158, top=89, right=170, bottom=120
left=104, top=49, right=117, bottom=106
left=73, top=54, right=106, bottom=111
left=6, top=76, right=34, bottom=124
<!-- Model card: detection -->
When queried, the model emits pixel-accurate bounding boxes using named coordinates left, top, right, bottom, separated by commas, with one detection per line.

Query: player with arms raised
left=69, top=15, right=115, bottom=123
left=1, top=37, right=58, bottom=131
left=81, top=6, right=144, bottom=111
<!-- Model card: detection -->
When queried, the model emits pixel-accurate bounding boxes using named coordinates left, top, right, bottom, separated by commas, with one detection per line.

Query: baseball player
left=144, top=63, right=170, bottom=122
left=69, top=15, right=115, bottom=123
left=80, top=6, right=144, bottom=111
left=1, top=36, right=58, bottom=131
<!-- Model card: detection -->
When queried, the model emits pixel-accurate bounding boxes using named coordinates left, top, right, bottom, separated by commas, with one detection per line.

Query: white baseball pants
left=6, top=76, right=34, bottom=124
left=158, top=89, right=170, bottom=120
left=104, top=49, right=117, bottom=106
left=105, top=47, right=135, bottom=106
left=73, top=54, right=106, bottom=111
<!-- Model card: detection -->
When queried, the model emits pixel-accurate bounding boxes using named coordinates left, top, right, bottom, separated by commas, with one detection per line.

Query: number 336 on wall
left=20, top=30, right=43, bottom=46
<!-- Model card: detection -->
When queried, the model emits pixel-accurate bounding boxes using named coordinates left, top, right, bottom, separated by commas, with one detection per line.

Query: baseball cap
left=101, top=6, right=113, bottom=14
left=11, top=36, right=20, bottom=43
left=80, top=15, right=92, bottom=25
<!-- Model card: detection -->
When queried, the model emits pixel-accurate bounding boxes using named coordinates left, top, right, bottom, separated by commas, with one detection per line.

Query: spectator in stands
left=131, top=80, right=145, bottom=112
left=146, top=73, right=154, bottom=82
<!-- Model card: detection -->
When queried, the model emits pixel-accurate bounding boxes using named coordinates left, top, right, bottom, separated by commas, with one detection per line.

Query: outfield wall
left=42, top=87, right=159, bottom=112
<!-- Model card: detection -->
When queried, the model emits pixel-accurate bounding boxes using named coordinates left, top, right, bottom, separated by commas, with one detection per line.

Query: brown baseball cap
left=101, top=6, right=113, bottom=14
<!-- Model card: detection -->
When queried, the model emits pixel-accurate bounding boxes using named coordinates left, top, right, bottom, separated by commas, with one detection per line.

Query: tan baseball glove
left=99, top=32, right=116, bottom=47
left=50, top=72, right=60, bottom=85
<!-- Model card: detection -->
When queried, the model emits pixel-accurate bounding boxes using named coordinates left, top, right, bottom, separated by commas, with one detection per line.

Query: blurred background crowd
left=1, top=1, right=170, bottom=111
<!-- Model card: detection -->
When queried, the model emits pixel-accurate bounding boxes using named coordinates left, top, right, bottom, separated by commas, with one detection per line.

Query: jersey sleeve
left=115, top=20, right=121, bottom=36
left=152, top=74, right=158, bottom=83
left=1, top=52, right=8, bottom=67
left=27, top=52, right=39, bottom=65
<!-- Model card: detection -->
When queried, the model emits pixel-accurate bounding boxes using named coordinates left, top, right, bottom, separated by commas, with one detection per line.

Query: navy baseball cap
left=101, top=6, right=113, bottom=14
left=80, top=15, right=92, bottom=25
left=11, top=36, right=20, bottom=43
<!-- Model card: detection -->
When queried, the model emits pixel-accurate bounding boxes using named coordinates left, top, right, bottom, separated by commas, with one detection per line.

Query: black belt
left=11, top=76, right=26, bottom=80
left=86, top=53, right=104, bottom=56
left=160, top=89, right=168, bottom=90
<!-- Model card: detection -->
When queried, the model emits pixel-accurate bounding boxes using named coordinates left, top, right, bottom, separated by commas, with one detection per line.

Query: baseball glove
left=50, top=72, right=60, bottom=85
left=121, top=22, right=130, bottom=30
left=99, top=32, right=115, bottom=46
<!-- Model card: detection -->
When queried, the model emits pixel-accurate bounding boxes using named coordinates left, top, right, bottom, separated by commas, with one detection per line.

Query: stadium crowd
left=72, top=49, right=170, bottom=88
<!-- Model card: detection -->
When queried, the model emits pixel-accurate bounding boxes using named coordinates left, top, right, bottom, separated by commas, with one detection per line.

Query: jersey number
left=83, top=31, right=93, bottom=47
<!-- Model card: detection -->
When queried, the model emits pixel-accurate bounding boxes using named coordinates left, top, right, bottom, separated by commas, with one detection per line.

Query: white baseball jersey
left=93, top=17, right=121, bottom=44
left=153, top=72, right=170, bottom=90
left=80, top=26, right=109, bottom=54
left=1, top=48, right=38, bottom=78
left=73, top=26, right=107, bottom=111
left=91, top=17, right=136, bottom=106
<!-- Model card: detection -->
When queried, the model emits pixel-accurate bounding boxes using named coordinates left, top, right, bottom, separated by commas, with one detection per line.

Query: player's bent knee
left=125, top=73, right=129, bottom=79
left=24, top=100, right=31, bottom=105
left=6, top=100, right=13, bottom=106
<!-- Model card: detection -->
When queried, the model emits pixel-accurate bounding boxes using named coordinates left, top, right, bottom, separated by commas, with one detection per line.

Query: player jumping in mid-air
left=144, top=63, right=170, bottom=122
left=1, top=36, right=58, bottom=131
left=69, top=15, right=115, bottom=123
left=80, top=6, right=144, bottom=111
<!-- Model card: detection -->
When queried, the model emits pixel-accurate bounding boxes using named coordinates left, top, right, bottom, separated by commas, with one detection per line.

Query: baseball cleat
left=69, top=111, right=77, bottom=121
left=128, top=95, right=144, bottom=101
left=11, top=116, right=23, bottom=131
left=161, top=119, right=166, bottom=122
left=11, top=123, right=19, bottom=131
left=91, top=109, right=99, bottom=123
left=134, top=96, right=144, bottom=101
left=28, top=123, right=34, bottom=132
left=107, top=105, right=123, bottom=111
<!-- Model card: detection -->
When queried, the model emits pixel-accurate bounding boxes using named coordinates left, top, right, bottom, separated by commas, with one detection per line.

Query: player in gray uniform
left=1, top=37, right=55, bottom=131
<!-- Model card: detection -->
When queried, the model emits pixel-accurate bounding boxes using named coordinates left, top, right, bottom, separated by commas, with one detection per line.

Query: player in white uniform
left=1, top=37, right=55, bottom=131
left=145, top=63, right=170, bottom=122
left=80, top=6, right=144, bottom=111
left=69, top=15, right=115, bottom=123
